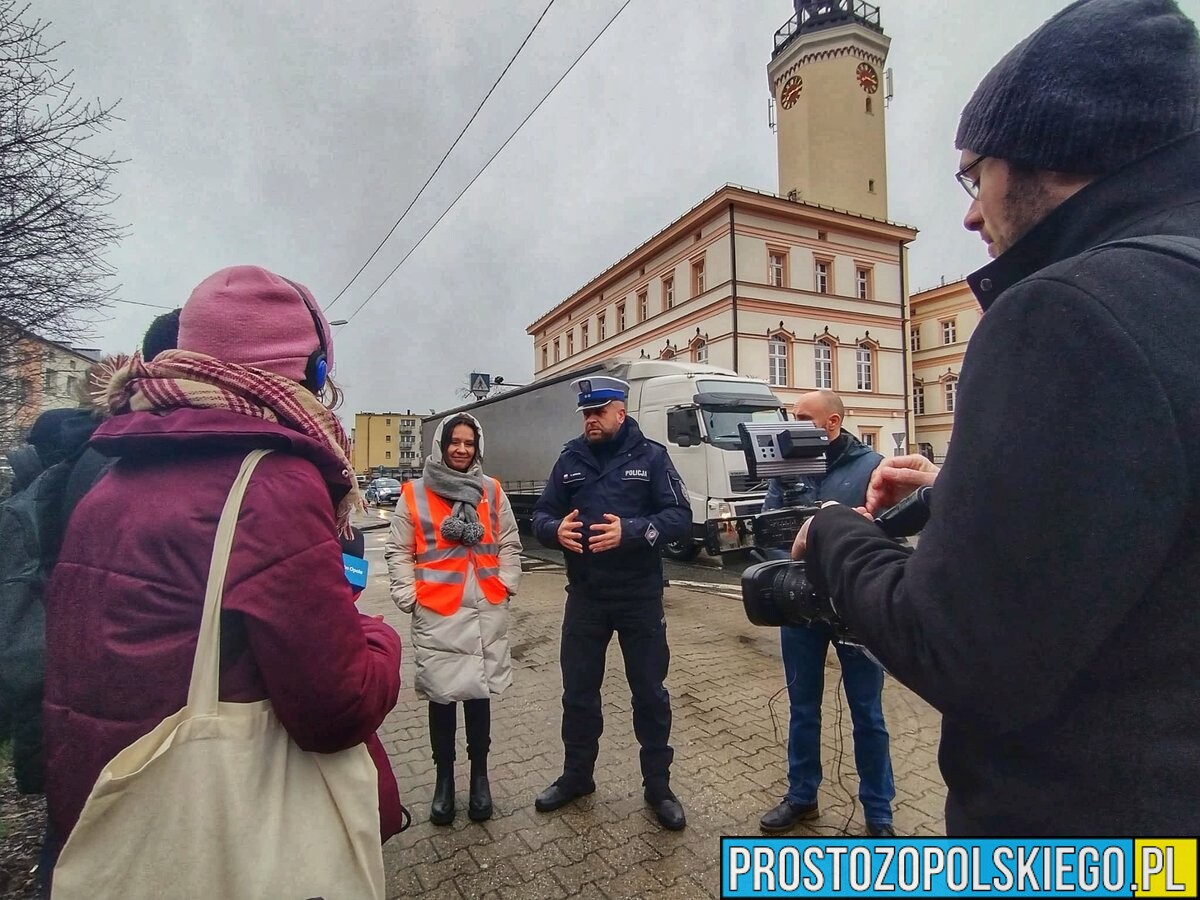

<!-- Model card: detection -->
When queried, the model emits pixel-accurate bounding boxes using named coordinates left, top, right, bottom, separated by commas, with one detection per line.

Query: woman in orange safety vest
left=384, top=413, right=521, bottom=827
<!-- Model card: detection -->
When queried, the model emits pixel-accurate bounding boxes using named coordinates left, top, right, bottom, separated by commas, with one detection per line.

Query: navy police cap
left=572, top=375, right=629, bottom=411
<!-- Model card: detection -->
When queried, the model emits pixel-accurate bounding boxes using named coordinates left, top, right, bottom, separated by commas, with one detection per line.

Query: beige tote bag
left=52, top=450, right=386, bottom=899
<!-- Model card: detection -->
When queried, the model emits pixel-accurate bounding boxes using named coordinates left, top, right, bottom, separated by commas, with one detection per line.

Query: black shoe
left=759, top=799, right=819, bottom=833
left=430, top=773, right=455, bottom=826
left=534, top=777, right=595, bottom=812
left=468, top=774, right=493, bottom=822
left=646, top=790, right=686, bottom=831
left=866, top=821, right=896, bottom=837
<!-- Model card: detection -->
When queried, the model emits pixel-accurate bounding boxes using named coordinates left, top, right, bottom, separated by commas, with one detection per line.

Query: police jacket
left=533, top=417, right=690, bottom=600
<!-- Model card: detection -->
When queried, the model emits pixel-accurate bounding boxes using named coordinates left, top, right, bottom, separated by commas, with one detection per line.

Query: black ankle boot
left=430, top=772, right=455, bottom=826
left=468, top=774, right=493, bottom=822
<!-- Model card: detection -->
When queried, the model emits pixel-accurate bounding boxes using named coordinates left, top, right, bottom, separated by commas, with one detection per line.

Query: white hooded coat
left=384, top=414, right=520, bottom=703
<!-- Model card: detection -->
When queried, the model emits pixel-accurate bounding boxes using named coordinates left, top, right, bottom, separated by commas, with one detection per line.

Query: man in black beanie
left=792, top=0, right=1200, bottom=836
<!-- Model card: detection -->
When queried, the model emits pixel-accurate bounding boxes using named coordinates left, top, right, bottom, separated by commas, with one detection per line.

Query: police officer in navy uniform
left=531, top=375, right=691, bottom=830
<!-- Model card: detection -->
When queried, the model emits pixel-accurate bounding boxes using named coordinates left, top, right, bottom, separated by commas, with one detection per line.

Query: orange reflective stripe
left=409, top=479, right=509, bottom=613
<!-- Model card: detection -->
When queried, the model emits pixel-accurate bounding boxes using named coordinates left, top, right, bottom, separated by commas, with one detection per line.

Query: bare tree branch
left=0, top=0, right=124, bottom=443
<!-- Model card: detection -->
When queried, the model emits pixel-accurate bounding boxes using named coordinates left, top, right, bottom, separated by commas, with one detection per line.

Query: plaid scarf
left=99, top=350, right=364, bottom=534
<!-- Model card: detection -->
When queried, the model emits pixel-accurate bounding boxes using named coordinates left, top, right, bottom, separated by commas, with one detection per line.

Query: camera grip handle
left=873, top=485, right=933, bottom=538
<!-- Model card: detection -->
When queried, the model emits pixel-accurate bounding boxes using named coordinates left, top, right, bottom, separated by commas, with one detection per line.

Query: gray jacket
left=384, top=478, right=522, bottom=703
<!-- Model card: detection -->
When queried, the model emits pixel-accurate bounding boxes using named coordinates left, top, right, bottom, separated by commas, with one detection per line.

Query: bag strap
left=187, top=449, right=273, bottom=715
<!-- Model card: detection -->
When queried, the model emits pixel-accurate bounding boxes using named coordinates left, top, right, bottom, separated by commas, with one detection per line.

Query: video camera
left=705, top=422, right=932, bottom=643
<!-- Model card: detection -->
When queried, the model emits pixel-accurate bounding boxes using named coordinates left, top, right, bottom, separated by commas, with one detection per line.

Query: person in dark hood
left=793, top=0, right=1200, bottom=836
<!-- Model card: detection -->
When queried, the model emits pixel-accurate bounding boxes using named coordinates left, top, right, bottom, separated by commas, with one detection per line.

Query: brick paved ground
left=358, top=532, right=947, bottom=899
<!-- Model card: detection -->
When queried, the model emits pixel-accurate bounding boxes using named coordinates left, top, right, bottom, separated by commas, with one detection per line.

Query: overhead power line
left=327, top=0, right=557, bottom=309
left=343, top=0, right=634, bottom=327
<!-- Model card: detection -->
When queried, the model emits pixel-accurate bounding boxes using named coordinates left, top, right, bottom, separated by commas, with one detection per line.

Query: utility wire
left=343, top=0, right=634, bottom=327
left=110, top=298, right=174, bottom=310
left=327, top=0, right=557, bottom=309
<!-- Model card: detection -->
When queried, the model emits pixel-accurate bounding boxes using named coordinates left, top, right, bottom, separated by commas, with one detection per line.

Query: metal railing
left=773, top=0, right=883, bottom=58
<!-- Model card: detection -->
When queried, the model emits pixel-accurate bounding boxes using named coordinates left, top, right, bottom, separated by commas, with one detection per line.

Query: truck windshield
left=700, top=406, right=785, bottom=450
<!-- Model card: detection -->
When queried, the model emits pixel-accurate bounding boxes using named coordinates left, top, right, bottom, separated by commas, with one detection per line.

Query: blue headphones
left=283, top=277, right=329, bottom=394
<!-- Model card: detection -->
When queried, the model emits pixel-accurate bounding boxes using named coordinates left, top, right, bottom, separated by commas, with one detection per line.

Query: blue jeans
left=780, top=623, right=895, bottom=825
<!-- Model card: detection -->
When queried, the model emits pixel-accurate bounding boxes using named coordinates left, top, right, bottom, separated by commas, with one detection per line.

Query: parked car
left=365, top=477, right=402, bottom=507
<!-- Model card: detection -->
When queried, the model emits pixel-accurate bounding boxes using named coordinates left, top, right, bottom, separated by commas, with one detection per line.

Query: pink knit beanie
left=177, top=265, right=334, bottom=383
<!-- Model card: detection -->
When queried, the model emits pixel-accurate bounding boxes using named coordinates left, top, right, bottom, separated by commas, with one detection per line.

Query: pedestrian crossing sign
left=469, top=373, right=490, bottom=398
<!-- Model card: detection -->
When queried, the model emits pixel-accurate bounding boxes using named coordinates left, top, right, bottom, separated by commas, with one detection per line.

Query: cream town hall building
left=524, top=0, right=942, bottom=456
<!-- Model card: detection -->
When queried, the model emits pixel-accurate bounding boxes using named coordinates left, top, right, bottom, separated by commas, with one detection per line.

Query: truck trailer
left=421, top=358, right=787, bottom=561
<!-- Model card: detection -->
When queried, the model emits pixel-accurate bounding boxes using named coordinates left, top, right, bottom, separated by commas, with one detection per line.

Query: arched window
left=693, top=339, right=708, bottom=365
left=814, top=339, right=832, bottom=389
left=855, top=342, right=873, bottom=391
left=768, top=335, right=788, bottom=387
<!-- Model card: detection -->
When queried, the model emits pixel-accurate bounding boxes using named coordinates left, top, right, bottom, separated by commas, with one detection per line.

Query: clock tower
left=768, top=0, right=891, bottom=220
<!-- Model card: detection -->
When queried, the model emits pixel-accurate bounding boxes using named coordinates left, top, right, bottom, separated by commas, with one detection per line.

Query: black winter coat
left=805, top=131, right=1200, bottom=836
left=533, top=417, right=691, bottom=600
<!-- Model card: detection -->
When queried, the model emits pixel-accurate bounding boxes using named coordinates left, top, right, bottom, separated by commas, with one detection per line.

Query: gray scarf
left=422, top=455, right=485, bottom=545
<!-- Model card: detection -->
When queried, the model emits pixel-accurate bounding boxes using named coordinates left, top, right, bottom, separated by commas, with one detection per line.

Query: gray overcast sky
left=32, top=0, right=1200, bottom=423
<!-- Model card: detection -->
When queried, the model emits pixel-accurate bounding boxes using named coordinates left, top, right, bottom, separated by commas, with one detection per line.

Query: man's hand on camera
left=558, top=509, right=584, bottom=553
left=866, top=455, right=940, bottom=515
left=791, top=501, right=841, bottom=559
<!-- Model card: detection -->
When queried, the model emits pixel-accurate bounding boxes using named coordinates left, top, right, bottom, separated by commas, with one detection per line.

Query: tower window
left=868, top=179, right=876, bottom=193
left=865, top=97, right=873, bottom=114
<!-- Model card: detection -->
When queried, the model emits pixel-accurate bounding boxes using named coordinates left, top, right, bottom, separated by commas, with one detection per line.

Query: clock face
left=779, top=75, right=803, bottom=109
left=857, top=62, right=879, bottom=94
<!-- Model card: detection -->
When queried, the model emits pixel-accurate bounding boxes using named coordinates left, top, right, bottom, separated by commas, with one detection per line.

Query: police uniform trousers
left=559, top=589, right=674, bottom=796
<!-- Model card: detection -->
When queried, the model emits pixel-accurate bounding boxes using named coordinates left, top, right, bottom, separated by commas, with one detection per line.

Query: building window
left=598, top=312, right=606, bottom=341
left=664, top=277, right=675, bottom=309
left=385, top=418, right=392, bottom=426
left=661, top=347, right=676, bottom=360
left=553, top=338, right=560, bottom=362
left=566, top=330, right=574, bottom=355
left=541, top=345, right=548, bottom=368
left=814, top=340, right=832, bottom=389
left=945, top=376, right=958, bottom=412
left=861, top=431, right=876, bottom=450
left=865, top=97, right=873, bottom=114
left=769, top=251, right=787, bottom=287
left=868, top=179, right=876, bottom=193
left=909, top=326, right=920, bottom=352
left=913, top=381, right=925, bottom=415
left=691, top=259, right=705, bottom=296
left=856, top=343, right=873, bottom=391
left=693, top=339, right=708, bottom=365
left=581, top=321, right=589, bottom=349
left=385, top=451, right=392, bottom=460
left=638, top=290, right=648, bottom=321
left=817, top=230, right=828, bottom=241
left=618, top=302, right=627, bottom=331
left=942, top=318, right=957, bottom=344
left=385, top=434, right=392, bottom=442
left=815, top=260, right=830, bottom=294
left=855, top=266, right=871, bottom=299
left=768, top=335, right=788, bottom=387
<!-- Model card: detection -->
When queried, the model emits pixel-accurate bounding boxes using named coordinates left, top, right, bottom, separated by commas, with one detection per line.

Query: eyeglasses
left=955, top=156, right=987, bottom=199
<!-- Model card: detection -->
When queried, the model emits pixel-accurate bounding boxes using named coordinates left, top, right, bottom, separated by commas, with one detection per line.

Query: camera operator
left=758, top=391, right=895, bottom=838
left=792, top=0, right=1200, bottom=837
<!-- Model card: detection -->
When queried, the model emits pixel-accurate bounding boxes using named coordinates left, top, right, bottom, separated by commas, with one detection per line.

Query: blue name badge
left=343, top=553, right=368, bottom=589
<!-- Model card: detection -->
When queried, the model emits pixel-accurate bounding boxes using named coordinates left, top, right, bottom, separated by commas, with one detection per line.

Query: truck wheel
left=662, top=538, right=700, bottom=562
